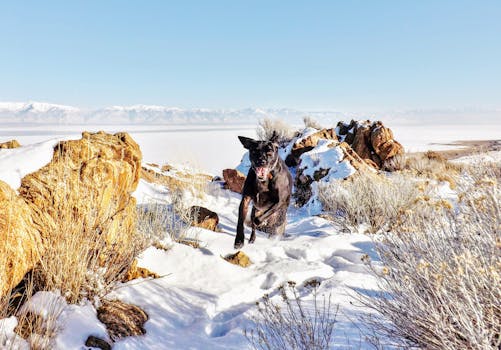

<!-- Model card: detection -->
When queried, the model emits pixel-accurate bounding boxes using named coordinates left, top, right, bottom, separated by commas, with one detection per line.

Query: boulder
left=18, top=132, right=141, bottom=252
left=285, top=128, right=338, bottom=166
left=189, top=206, right=219, bottom=231
left=222, top=168, right=246, bottom=193
left=0, top=131, right=143, bottom=298
left=370, top=122, right=404, bottom=161
left=0, top=180, right=41, bottom=297
left=337, top=120, right=403, bottom=167
left=0, top=139, right=21, bottom=149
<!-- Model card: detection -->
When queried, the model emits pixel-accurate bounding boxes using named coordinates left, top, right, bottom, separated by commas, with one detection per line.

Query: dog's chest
left=254, top=180, right=277, bottom=209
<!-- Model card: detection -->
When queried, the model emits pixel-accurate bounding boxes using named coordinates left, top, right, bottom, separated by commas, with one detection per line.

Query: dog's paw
left=249, top=233, right=256, bottom=244
left=234, top=240, right=244, bottom=249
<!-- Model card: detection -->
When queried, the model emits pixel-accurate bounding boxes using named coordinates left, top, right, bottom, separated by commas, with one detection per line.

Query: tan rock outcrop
left=0, top=180, right=41, bottom=296
left=141, top=164, right=212, bottom=193
left=222, top=168, right=246, bottom=193
left=0, top=139, right=21, bottom=149
left=19, top=132, right=141, bottom=252
left=0, top=131, right=144, bottom=298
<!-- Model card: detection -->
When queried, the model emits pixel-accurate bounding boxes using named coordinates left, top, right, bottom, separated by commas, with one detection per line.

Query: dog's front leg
left=235, top=195, right=251, bottom=249
left=249, top=206, right=257, bottom=244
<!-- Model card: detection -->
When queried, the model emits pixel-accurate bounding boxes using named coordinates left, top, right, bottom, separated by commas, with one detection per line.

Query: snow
left=0, top=137, right=77, bottom=190
left=107, top=182, right=381, bottom=349
left=0, top=119, right=498, bottom=349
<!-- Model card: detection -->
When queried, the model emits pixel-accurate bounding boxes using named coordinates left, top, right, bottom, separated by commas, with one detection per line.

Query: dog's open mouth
left=255, top=166, right=269, bottom=179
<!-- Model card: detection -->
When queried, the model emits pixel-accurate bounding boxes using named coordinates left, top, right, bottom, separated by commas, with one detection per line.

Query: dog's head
left=238, top=136, right=279, bottom=180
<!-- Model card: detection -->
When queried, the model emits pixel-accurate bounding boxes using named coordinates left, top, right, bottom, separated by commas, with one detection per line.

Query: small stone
left=224, top=251, right=252, bottom=267
left=189, top=206, right=219, bottom=231
left=85, top=336, right=112, bottom=350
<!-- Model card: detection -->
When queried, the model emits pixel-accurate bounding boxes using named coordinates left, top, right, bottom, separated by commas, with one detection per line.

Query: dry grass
left=384, top=152, right=463, bottom=189
left=245, top=280, right=337, bottom=350
left=136, top=189, right=201, bottom=249
left=361, top=169, right=500, bottom=349
left=256, top=117, right=297, bottom=146
left=318, top=172, right=422, bottom=233
left=303, top=115, right=323, bottom=130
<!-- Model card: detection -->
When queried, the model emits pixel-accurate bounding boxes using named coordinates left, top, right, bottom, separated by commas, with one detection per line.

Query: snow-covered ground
left=0, top=118, right=499, bottom=349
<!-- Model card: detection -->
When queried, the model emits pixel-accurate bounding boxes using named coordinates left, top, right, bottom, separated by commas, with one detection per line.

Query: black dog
left=234, top=136, right=293, bottom=249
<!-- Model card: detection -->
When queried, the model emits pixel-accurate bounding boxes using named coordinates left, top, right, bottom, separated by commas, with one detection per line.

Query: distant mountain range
left=0, top=102, right=499, bottom=125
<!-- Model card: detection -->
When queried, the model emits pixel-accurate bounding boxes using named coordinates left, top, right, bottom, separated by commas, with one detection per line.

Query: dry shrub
left=256, top=117, right=297, bottom=146
left=303, top=115, right=323, bottom=130
left=30, top=153, right=147, bottom=304
left=384, top=152, right=462, bottom=189
left=136, top=189, right=200, bottom=249
left=245, top=280, right=337, bottom=350
left=318, top=172, right=421, bottom=233
left=362, top=180, right=500, bottom=349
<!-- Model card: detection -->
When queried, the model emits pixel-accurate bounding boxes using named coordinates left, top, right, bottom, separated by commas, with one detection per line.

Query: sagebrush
left=245, top=280, right=337, bottom=350
left=362, top=175, right=500, bottom=349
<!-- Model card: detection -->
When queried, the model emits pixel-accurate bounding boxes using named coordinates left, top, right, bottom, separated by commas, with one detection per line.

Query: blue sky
left=0, top=1, right=500, bottom=110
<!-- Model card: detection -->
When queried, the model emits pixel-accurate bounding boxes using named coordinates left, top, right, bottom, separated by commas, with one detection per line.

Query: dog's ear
left=238, top=136, right=257, bottom=150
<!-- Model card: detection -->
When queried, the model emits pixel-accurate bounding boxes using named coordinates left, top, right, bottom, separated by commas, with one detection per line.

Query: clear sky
left=0, top=0, right=500, bottom=111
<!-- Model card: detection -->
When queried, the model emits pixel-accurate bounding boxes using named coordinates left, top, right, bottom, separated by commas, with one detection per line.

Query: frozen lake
left=1, top=122, right=499, bottom=175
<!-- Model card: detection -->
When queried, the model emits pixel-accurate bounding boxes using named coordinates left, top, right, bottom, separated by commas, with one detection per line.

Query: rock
left=351, top=121, right=374, bottom=162
left=370, top=122, right=404, bottom=161
left=338, top=142, right=377, bottom=171
left=285, top=128, right=338, bottom=166
left=97, top=300, right=148, bottom=342
left=85, top=336, right=112, bottom=350
left=293, top=140, right=357, bottom=207
left=224, top=251, right=252, bottom=267
left=0, top=139, right=21, bottom=149
left=222, top=168, right=246, bottom=193
left=336, top=120, right=403, bottom=167
left=141, top=164, right=212, bottom=193
left=19, top=131, right=141, bottom=252
left=189, top=206, right=219, bottom=231
left=122, top=259, right=160, bottom=282
left=0, top=131, right=143, bottom=298
left=0, top=180, right=41, bottom=297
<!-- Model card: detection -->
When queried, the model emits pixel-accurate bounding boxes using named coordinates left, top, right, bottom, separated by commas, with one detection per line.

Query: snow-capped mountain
left=0, top=101, right=500, bottom=125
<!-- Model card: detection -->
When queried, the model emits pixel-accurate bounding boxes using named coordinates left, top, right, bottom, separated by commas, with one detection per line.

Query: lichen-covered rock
left=0, top=180, right=41, bottom=297
left=0, top=139, right=21, bottom=149
left=189, top=206, right=219, bottom=231
left=18, top=132, right=141, bottom=252
left=222, top=168, right=246, bottom=193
